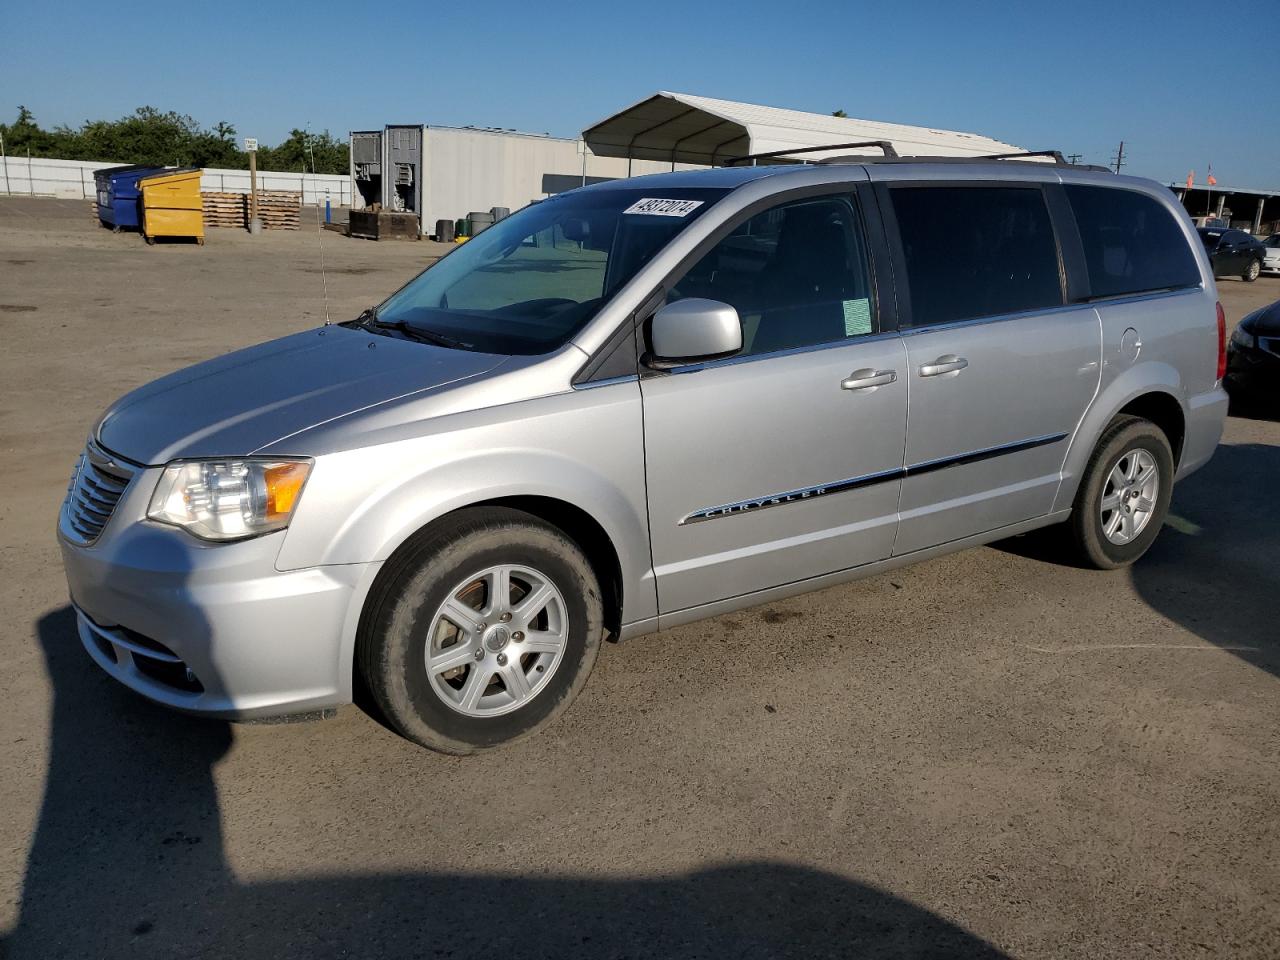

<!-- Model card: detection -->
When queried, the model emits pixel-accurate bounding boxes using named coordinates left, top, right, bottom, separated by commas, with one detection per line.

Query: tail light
left=1216, top=301, right=1226, bottom=382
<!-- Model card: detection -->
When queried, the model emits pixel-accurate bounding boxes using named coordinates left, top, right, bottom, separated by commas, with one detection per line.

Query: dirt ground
left=0, top=196, right=1277, bottom=959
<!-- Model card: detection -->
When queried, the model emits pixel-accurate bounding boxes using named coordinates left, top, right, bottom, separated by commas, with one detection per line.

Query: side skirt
left=616, top=509, right=1072, bottom=640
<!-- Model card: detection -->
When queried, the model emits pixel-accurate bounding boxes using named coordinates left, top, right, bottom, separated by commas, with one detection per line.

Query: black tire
left=357, top=507, right=603, bottom=754
left=1067, top=415, right=1175, bottom=569
left=1242, top=258, right=1260, bottom=282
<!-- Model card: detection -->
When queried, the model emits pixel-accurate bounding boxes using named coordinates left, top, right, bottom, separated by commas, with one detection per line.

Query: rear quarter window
left=1066, top=186, right=1201, bottom=299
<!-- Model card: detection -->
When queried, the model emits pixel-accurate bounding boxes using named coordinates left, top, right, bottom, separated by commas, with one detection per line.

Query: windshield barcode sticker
left=623, top=198, right=705, bottom=217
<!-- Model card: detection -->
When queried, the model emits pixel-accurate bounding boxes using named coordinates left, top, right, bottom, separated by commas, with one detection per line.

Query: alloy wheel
left=1099, top=448, right=1160, bottom=545
left=425, top=564, right=569, bottom=717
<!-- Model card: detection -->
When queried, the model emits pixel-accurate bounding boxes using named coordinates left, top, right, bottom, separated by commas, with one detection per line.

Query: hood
left=97, top=326, right=507, bottom=464
left=1241, top=301, right=1280, bottom=338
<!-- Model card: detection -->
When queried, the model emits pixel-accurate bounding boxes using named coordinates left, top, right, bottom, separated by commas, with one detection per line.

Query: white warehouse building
left=348, top=125, right=687, bottom=235
left=351, top=92, right=1027, bottom=235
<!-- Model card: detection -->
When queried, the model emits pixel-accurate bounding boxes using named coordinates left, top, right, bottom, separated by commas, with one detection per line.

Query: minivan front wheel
left=358, top=507, right=603, bottom=754
left=1068, top=416, right=1174, bottom=569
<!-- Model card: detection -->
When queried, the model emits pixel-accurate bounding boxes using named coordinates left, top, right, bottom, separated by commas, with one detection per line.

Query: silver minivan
left=60, top=158, right=1228, bottom=753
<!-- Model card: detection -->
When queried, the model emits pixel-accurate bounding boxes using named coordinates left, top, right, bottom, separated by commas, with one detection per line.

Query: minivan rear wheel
left=1067, top=415, right=1174, bottom=569
left=357, top=507, right=603, bottom=754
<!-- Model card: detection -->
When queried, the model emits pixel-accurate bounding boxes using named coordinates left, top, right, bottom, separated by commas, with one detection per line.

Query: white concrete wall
left=419, top=127, right=696, bottom=232
left=0, top=155, right=352, bottom=204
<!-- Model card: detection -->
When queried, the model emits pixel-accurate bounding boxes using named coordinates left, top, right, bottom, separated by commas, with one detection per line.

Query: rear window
left=890, top=185, right=1063, bottom=327
left=1067, top=186, right=1201, bottom=298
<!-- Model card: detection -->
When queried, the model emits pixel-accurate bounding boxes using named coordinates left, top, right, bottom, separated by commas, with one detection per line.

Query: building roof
left=1173, top=182, right=1280, bottom=198
left=582, top=91, right=1027, bottom=166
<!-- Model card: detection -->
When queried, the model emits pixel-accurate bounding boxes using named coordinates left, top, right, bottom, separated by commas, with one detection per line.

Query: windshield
left=1266, top=235, right=1280, bottom=248
left=374, top=186, right=727, bottom=354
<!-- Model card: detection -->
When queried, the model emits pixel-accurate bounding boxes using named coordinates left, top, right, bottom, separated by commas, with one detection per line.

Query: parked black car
left=1225, top=299, right=1280, bottom=399
left=1198, top=227, right=1265, bottom=282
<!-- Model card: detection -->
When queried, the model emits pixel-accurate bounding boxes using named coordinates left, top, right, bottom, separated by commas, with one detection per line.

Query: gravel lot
left=1, top=196, right=1277, bottom=959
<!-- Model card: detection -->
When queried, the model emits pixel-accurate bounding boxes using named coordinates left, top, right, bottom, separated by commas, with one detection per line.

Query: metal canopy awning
left=583, top=91, right=1027, bottom=166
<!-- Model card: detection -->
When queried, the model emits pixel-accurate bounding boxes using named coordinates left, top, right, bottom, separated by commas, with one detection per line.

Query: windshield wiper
left=371, top=316, right=473, bottom=350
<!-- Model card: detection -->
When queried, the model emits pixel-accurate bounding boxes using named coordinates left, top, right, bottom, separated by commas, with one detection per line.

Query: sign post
left=245, top=137, right=261, bottom=235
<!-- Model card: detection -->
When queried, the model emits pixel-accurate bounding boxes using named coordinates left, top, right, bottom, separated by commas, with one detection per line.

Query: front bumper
left=59, top=465, right=375, bottom=719
left=1226, top=340, right=1280, bottom=396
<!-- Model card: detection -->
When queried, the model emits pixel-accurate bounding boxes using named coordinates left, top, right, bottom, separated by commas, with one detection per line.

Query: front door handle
left=919, top=355, right=969, bottom=377
left=841, top=368, right=897, bottom=391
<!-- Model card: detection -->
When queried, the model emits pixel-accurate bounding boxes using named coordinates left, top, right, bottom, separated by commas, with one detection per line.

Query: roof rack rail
left=724, top=140, right=899, bottom=166
left=974, top=150, right=1108, bottom=171
left=815, top=149, right=1115, bottom=173
left=976, top=149, right=1071, bottom=164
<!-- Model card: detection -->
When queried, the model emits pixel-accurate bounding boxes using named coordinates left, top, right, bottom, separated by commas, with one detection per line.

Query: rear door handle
left=919, top=355, right=968, bottom=377
left=841, top=368, right=897, bottom=391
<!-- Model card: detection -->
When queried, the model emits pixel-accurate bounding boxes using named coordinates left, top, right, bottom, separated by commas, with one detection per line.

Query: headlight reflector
left=148, top=459, right=312, bottom=541
left=1230, top=326, right=1255, bottom=350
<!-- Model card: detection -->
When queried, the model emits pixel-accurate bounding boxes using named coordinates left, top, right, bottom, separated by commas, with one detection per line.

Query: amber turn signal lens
left=265, top=462, right=310, bottom=520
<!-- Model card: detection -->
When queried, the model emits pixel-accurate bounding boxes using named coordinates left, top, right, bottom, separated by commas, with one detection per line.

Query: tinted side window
left=1065, top=185, right=1200, bottom=298
left=890, top=186, right=1062, bottom=326
left=668, top=194, right=876, bottom=357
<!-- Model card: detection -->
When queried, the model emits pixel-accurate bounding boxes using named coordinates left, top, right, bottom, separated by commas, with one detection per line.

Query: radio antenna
left=305, top=126, right=332, bottom=325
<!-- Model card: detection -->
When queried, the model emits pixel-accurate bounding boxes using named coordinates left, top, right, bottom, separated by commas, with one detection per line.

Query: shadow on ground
left=998, top=439, right=1279, bottom=678
left=6, top=608, right=1007, bottom=960
left=1130, top=441, right=1280, bottom=678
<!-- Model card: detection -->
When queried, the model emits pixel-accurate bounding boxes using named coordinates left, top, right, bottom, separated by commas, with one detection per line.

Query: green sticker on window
left=842, top=298, right=872, bottom=336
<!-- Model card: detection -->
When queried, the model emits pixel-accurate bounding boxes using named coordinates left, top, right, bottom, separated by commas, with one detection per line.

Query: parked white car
left=1263, top=234, right=1280, bottom=275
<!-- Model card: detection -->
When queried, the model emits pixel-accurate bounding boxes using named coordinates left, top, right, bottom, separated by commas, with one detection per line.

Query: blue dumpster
left=94, top=165, right=167, bottom=232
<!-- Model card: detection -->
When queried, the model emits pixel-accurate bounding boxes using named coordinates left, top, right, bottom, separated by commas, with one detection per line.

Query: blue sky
left=4, top=0, right=1275, bottom=188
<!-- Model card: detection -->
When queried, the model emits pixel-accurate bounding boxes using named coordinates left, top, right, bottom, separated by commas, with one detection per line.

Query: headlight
left=148, top=459, right=312, bottom=541
left=1230, top=326, right=1255, bottom=350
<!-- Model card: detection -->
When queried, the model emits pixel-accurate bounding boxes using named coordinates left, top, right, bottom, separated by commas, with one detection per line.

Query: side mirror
left=646, top=298, right=743, bottom=370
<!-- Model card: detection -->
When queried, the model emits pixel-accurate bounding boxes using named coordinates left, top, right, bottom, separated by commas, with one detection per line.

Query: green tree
left=0, top=105, right=58, bottom=154
left=257, top=129, right=348, bottom=175
left=0, top=106, right=348, bottom=173
left=832, top=109, right=848, bottom=118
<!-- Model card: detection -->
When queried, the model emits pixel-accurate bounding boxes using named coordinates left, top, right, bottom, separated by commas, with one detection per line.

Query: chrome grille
left=63, top=442, right=136, bottom=544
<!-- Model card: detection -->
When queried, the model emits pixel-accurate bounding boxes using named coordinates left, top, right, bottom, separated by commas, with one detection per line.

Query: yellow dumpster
left=139, top=168, right=205, bottom=245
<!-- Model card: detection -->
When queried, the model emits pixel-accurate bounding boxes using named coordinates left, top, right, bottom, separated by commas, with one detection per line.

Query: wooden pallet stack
left=254, top=190, right=301, bottom=230
left=201, top=190, right=301, bottom=230
left=201, top=192, right=247, bottom=228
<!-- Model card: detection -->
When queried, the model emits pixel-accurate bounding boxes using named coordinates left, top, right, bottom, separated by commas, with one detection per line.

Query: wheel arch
left=357, top=495, right=628, bottom=648
left=1115, top=391, right=1185, bottom=465
left=1054, top=366, right=1188, bottom=513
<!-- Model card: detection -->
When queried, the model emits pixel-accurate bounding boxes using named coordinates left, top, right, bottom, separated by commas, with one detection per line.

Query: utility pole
left=1066, top=153, right=1082, bottom=165
left=1111, top=141, right=1126, bottom=175
left=245, top=137, right=261, bottom=234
